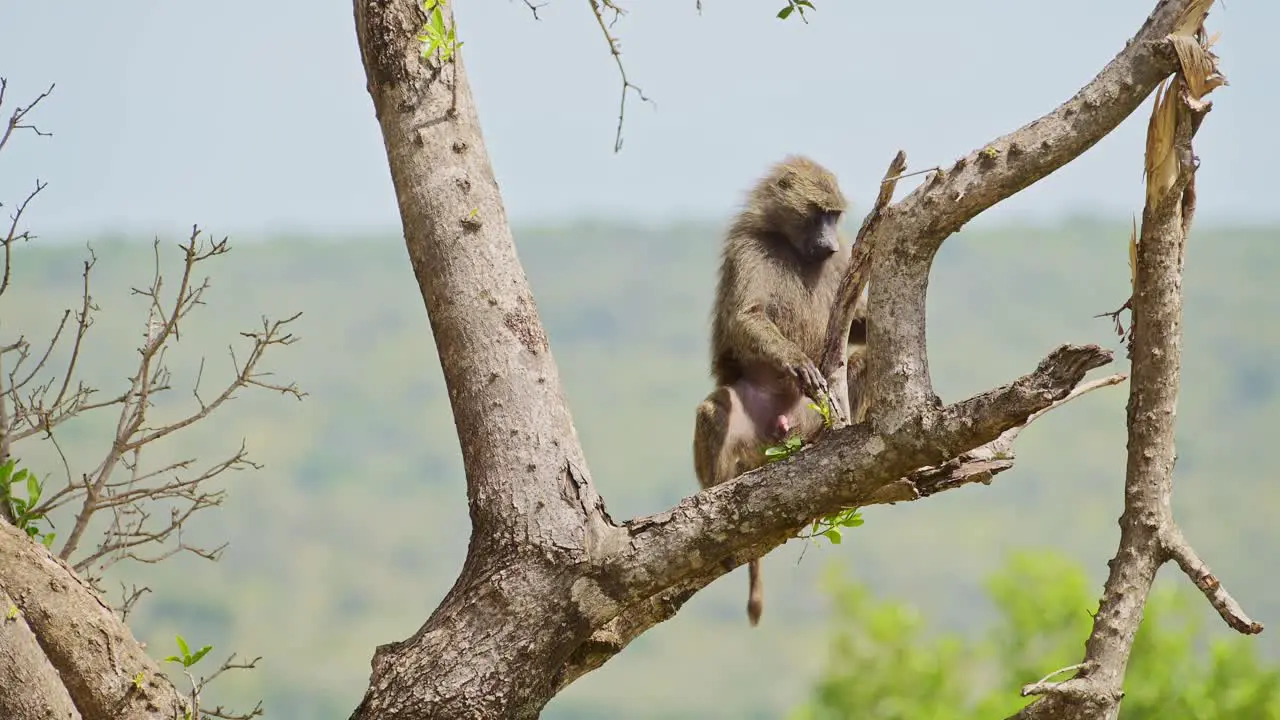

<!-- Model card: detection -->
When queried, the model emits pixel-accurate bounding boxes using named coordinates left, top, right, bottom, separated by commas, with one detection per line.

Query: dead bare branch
left=1, top=217, right=299, bottom=588
left=1012, top=5, right=1250, bottom=717
left=1164, top=525, right=1264, bottom=635
left=1, top=180, right=47, bottom=300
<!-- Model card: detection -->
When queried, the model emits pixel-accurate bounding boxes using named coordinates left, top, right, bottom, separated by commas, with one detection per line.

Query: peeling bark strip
left=346, top=0, right=1240, bottom=718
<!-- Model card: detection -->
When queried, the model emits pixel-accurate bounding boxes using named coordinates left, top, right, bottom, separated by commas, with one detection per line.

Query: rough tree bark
left=344, top=1, right=1259, bottom=718
left=0, top=521, right=186, bottom=719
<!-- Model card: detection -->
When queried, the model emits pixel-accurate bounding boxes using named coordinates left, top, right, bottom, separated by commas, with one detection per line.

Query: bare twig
left=0, top=79, right=55, bottom=155
left=187, top=653, right=265, bottom=720
left=117, top=583, right=152, bottom=622
left=16, top=226, right=305, bottom=569
left=1020, top=663, right=1088, bottom=697
left=587, top=0, right=653, bottom=152
left=1163, top=525, right=1263, bottom=635
left=1, top=180, right=47, bottom=301
left=516, top=0, right=545, bottom=19
left=882, top=166, right=940, bottom=184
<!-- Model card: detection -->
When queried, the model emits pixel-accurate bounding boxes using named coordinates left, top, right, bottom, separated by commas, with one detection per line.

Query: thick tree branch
left=611, top=344, right=1112, bottom=605
left=0, top=521, right=186, bottom=719
left=0, top=588, right=82, bottom=720
left=353, top=0, right=597, bottom=551
left=555, top=368, right=1126, bottom=690
left=861, top=0, right=1205, bottom=434
left=351, top=1, right=614, bottom=717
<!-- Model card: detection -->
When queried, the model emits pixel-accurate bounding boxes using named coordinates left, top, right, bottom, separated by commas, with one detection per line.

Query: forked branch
left=1013, top=4, right=1256, bottom=717
left=854, top=0, right=1209, bottom=432
left=818, top=150, right=907, bottom=423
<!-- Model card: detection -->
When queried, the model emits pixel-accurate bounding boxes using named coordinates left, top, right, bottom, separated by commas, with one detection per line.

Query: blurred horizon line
left=18, top=209, right=1279, bottom=247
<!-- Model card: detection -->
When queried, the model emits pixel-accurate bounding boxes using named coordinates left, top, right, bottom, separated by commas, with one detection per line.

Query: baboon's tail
left=747, top=558, right=763, bottom=626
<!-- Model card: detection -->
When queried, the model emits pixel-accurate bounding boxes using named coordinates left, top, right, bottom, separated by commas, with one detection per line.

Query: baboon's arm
left=730, top=305, right=815, bottom=374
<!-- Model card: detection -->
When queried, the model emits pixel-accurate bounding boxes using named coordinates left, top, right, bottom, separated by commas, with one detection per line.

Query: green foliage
left=803, top=507, right=863, bottom=546
left=763, top=433, right=804, bottom=463
left=417, top=0, right=462, bottom=63
left=777, top=0, right=816, bottom=21
left=0, top=458, right=56, bottom=547
left=808, top=393, right=834, bottom=428
left=760, top=393, right=863, bottom=546
left=165, top=634, right=215, bottom=669
left=793, top=551, right=1280, bottom=720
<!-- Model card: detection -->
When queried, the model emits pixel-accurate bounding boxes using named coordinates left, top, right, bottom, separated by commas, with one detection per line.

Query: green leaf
left=175, top=634, right=191, bottom=660
left=188, top=644, right=214, bottom=667
left=795, top=0, right=815, bottom=8
left=0, top=458, right=13, bottom=484
left=164, top=655, right=183, bottom=664
left=826, top=528, right=843, bottom=544
left=777, top=5, right=793, bottom=19
left=41, top=532, right=56, bottom=548
left=25, top=473, right=40, bottom=504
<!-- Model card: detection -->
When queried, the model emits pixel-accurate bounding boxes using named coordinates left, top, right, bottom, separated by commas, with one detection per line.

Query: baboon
left=692, top=155, right=862, bottom=626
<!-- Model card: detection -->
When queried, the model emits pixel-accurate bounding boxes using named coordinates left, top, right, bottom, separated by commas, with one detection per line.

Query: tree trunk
left=341, top=0, right=1247, bottom=717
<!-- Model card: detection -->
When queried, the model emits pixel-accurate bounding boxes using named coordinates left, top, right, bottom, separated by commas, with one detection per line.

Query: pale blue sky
left=0, top=1, right=1274, bottom=239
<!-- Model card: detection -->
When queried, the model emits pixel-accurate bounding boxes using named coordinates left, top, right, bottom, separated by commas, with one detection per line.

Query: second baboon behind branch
left=692, top=155, right=867, bottom=627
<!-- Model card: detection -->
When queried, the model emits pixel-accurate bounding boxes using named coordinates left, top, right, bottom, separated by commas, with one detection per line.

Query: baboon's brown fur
left=692, top=155, right=863, bottom=627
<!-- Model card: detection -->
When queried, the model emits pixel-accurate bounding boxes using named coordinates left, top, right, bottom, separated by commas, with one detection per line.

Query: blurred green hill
left=5, top=217, right=1277, bottom=718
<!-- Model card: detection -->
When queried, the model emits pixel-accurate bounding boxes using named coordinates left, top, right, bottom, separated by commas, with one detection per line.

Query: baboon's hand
left=788, top=358, right=828, bottom=403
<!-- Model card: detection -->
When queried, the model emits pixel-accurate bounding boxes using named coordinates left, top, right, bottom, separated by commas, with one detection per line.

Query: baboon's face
left=761, top=157, right=848, bottom=263
left=793, top=207, right=843, bottom=262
